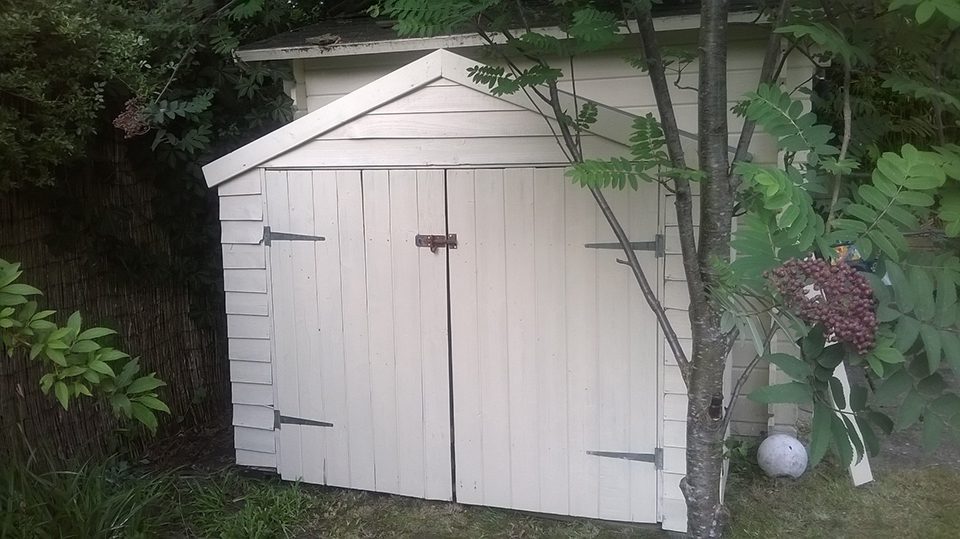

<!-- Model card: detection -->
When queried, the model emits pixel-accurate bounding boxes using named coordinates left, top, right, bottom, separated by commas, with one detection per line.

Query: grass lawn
left=170, top=461, right=960, bottom=538
left=173, top=469, right=657, bottom=538
left=5, top=435, right=960, bottom=537
left=727, top=463, right=960, bottom=538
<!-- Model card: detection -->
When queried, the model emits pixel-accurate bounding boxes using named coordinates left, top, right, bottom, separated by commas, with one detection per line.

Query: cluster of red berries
left=112, top=98, right=150, bottom=139
left=765, top=257, right=878, bottom=355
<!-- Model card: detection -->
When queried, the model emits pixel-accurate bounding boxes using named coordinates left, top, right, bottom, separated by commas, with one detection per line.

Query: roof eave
left=235, top=12, right=762, bottom=63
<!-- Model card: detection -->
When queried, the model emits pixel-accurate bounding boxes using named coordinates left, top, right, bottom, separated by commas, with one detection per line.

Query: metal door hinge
left=584, top=234, right=664, bottom=258
left=261, top=226, right=325, bottom=246
left=416, top=233, right=458, bottom=253
left=274, top=410, right=333, bottom=429
left=587, top=448, right=663, bottom=470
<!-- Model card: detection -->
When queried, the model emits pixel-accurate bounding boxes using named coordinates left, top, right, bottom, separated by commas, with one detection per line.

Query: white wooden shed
left=203, top=16, right=812, bottom=532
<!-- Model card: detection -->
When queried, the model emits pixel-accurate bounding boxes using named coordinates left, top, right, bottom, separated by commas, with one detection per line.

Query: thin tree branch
left=719, top=324, right=777, bottom=434
left=934, top=29, right=959, bottom=145
left=593, top=184, right=690, bottom=382
left=673, top=62, right=698, bottom=92
left=730, top=0, right=792, bottom=182
left=772, top=41, right=798, bottom=87
left=546, top=81, right=582, bottom=162
left=472, top=26, right=571, bottom=162
left=513, top=0, right=531, bottom=31
left=825, top=60, right=852, bottom=232
left=634, top=8, right=706, bottom=312
left=570, top=55, right=583, bottom=155
left=788, top=74, right=815, bottom=96
left=475, top=6, right=692, bottom=382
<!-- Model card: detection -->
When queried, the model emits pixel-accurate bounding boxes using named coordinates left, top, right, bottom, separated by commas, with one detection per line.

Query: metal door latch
left=415, top=234, right=458, bottom=253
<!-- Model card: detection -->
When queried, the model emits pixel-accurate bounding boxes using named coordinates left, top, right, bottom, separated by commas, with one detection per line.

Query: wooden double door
left=265, top=167, right=660, bottom=523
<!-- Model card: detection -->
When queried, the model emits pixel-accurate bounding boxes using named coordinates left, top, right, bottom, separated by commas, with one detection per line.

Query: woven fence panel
left=0, top=136, right=228, bottom=459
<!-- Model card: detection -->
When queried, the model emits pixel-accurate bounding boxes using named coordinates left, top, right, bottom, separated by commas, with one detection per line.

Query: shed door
left=265, top=167, right=660, bottom=522
left=447, top=168, right=660, bottom=523
left=265, top=169, right=453, bottom=500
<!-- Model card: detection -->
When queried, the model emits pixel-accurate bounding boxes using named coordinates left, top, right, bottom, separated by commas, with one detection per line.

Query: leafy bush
left=0, top=258, right=168, bottom=430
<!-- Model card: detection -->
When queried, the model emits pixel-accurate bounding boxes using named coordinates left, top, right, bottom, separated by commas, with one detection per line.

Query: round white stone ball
left=757, top=434, right=808, bottom=479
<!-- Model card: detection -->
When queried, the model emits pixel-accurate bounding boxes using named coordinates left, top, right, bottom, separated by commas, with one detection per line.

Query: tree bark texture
left=683, top=1, right=734, bottom=537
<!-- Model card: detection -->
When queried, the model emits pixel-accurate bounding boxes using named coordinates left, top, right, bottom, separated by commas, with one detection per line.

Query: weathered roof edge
left=235, top=12, right=762, bottom=63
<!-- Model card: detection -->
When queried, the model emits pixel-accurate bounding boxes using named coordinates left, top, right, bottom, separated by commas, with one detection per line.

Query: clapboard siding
left=219, top=194, right=263, bottom=221
left=223, top=269, right=267, bottom=293
left=222, top=244, right=266, bottom=269
left=225, top=291, right=269, bottom=316
left=235, top=426, right=278, bottom=453
left=264, top=136, right=627, bottom=168
left=237, top=449, right=278, bottom=468
left=221, top=221, right=263, bottom=244
left=232, top=382, right=273, bottom=405
left=218, top=170, right=262, bottom=196
left=228, top=338, right=271, bottom=362
left=230, top=360, right=273, bottom=384
left=373, top=83, right=526, bottom=114
left=322, top=110, right=559, bottom=139
left=233, top=404, right=275, bottom=429
left=219, top=169, right=276, bottom=469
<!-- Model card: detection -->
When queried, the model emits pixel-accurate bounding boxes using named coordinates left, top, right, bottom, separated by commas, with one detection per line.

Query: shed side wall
left=220, top=169, right=277, bottom=468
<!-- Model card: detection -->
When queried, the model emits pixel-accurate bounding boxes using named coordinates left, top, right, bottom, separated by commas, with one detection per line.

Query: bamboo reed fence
left=0, top=135, right=228, bottom=459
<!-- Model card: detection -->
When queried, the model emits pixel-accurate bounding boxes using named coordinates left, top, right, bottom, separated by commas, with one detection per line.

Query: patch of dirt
left=145, top=417, right=234, bottom=470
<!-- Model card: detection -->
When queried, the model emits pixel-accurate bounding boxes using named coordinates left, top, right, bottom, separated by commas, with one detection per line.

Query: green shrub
left=0, top=258, right=169, bottom=430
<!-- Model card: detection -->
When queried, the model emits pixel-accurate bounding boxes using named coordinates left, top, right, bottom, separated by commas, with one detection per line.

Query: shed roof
left=235, top=6, right=763, bottom=62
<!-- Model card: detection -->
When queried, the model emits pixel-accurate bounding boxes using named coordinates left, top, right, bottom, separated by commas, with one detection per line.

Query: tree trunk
left=683, top=1, right=733, bottom=537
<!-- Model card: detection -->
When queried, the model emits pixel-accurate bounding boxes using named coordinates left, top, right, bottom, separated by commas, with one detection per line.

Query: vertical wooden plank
left=534, top=167, right=570, bottom=514
left=338, top=170, right=376, bottom=491
left=564, top=179, right=600, bottom=518
left=362, top=169, right=401, bottom=494
left=629, top=185, right=661, bottom=522
left=473, top=168, right=512, bottom=508
left=313, top=170, right=351, bottom=488
left=388, top=169, right=426, bottom=498
left=503, top=168, right=540, bottom=512
left=287, top=170, right=325, bottom=483
left=418, top=169, right=454, bottom=501
left=448, top=168, right=485, bottom=505
left=265, top=170, right=302, bottom=480
left=595, top=187, right=631, bottom=521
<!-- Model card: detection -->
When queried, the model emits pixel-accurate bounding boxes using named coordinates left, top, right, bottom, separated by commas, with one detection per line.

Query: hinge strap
left=584, top=234, right=665, bottom=258
left=274, top=410, right=333, bottom=429
left=587, top=448, right=663, bottom=470
left=261, top=226, right=326, bottom=246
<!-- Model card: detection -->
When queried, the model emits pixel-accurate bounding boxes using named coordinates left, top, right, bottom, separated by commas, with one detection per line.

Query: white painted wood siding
left=218, top=169, right=277, bottom=468
left=262, top=80, right=627, bottom=169
left=447, top=168, right=660, bottom=523
left=264, top=169, right=453, bottom=500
